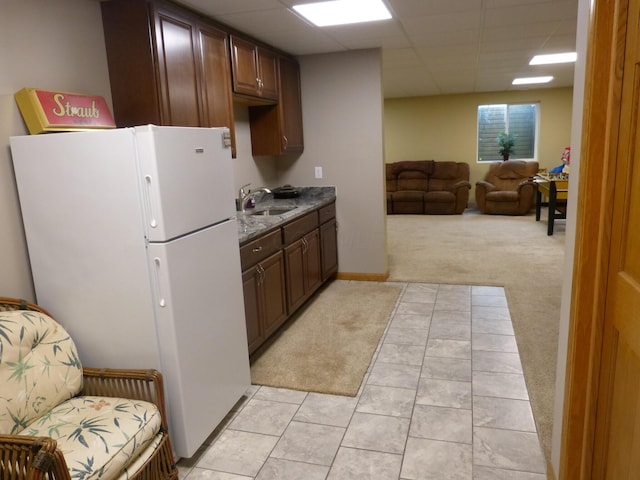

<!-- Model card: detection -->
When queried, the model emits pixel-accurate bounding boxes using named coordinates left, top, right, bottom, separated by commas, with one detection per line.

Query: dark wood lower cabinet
left=241, top=201, right=337, bottom=354
left=242, top=251, right=287, bottom=354
left=320, top=218, right=338, bottom=280
left=284, top=229, right=322, bottom=312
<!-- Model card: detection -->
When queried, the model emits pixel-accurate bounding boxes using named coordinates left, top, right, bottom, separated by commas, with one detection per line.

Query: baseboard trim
left=336, top=271, right=390, bottom=282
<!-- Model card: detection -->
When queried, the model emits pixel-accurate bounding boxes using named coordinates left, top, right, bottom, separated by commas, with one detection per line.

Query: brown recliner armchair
left=475, top=160, right=539, bottom=215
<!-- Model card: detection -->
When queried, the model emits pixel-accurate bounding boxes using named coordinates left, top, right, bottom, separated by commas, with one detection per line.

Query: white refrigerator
left=10, top=125, right=251, bottom=458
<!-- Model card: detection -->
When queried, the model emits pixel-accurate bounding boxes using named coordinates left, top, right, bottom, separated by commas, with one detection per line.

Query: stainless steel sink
left=248, top=206, right=296, bottom=216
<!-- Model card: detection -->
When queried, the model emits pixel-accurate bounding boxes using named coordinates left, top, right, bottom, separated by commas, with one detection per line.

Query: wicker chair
left=0, top=297, right=178, bottom=480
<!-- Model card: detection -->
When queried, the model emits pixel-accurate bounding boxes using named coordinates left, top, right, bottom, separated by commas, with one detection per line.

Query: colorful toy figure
left=550, top=146, right=571, bottom=173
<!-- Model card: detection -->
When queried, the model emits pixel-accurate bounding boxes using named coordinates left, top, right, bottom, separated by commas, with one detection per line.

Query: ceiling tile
left=175, top=0, right=282, bottom=15
left=391, top=0, right=483, bottom=17
left=170, top=0, right=579, bottom=98
left=402, top=11, right=482, bottom=35
left=216, top=8, right=308, bottom=34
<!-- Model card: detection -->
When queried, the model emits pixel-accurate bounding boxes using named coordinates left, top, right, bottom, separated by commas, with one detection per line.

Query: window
left=477, top=103, right=539, bottom=162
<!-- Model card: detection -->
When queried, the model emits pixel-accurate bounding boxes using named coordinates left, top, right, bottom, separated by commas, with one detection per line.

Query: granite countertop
left=236, top=186, right=336, bottom=244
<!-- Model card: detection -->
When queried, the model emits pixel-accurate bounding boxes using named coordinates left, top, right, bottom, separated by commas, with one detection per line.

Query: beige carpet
left=250, top=280, right=404, bottom=396
left=386, top=209, right=565, bottom=461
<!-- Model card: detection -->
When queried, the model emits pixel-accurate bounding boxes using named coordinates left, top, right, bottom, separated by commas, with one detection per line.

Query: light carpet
left=386, top=209, right=565, bottom=460
left=250, top=280, right=404, bottom=397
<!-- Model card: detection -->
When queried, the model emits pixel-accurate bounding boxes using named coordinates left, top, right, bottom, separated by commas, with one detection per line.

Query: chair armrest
left=516, top=180, right=537, bottom=213
left=81, top=368, right=169, bottom=427
left=0, top=435, right=70, bottom=480
left=475, top=180, right=495, bottom=193
left=517, top=180, right=537, bottom=196
left=474, top=181, right=495, bottom=213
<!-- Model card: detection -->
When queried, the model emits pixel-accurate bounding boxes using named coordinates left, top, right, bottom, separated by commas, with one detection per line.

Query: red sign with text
left=15, top=88, right=116, bottom=134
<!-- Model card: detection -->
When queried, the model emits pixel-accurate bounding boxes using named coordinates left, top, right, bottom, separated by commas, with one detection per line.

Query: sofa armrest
left=448, top=180, right=472, bottom=193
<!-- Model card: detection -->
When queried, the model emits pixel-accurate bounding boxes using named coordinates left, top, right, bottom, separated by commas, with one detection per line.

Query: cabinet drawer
left=240, top=229, right=282, bottom=270
left=282, top=212, right=318, bottom=245
left=318, top=202, right=336, bottom=224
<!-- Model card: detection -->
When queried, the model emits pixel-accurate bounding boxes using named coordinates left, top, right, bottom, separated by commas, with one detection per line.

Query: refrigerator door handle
left=144, top=175, right=158, bottom=228
left=153, top=257, right=166, bottom=307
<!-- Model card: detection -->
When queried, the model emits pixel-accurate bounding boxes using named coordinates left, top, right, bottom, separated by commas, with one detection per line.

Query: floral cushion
left=20, top=396, right=162, bottom=480
left=0, top=310, right=83, bottom=435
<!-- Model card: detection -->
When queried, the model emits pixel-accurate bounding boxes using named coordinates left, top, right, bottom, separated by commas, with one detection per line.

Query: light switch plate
left=315, top=166, right=323, bottom=179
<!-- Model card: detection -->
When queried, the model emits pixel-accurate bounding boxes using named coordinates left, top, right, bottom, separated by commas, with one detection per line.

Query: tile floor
left=177, top=282, right=547, bottom=479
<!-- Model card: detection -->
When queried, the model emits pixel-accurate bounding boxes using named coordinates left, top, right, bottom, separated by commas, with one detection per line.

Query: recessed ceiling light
left=292, top=0, right=392, bottom=27
left=512, top=76, right=554, bottom=85
left=529, top=52, right=577, bottom=65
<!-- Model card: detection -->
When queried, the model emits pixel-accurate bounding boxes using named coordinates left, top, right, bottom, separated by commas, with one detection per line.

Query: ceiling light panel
left=292, top=0, right=392, bottom=27
left=529, top=52, right=577, bottom=65
left=512, top=76, right=554, bottom=85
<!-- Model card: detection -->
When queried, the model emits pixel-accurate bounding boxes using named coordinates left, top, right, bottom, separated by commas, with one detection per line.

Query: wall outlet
left=315, top=166, right=323, bottom=179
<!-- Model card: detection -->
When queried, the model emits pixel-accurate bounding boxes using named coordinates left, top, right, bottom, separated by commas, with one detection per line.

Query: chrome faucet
left=240, top=187, right=272, bottom=213
left=238, top=183, right=251, bottom=203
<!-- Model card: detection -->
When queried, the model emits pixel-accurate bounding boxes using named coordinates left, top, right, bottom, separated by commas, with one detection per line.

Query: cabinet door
left=261, top=251, right=288, bottom=337
left=249, top=56, right=303, bottom=155
left=284, top=229, right=322, bottom=311
left=198, top=24, right=236, bottom=156
left=304, top=229, right=322, bottom=295
left=242, top=266, right=263, bottom=354
left=256, top=47, right=279, bottom=100
left=154, top=9, right=201, bottom=126
left=284, top=238, right=306, bottom=312
left=320, top=218, right=338, bottom=280
left=230, top=36, right=279, bottom=102
left=279, top=56, right=304, bottom=152
left=243, top=251, right=287, bottom=354
left=230, top=36, right=260, bottom=97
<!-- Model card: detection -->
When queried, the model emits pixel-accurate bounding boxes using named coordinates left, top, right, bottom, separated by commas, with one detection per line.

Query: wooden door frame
left=559, top=0, right=626, bottom=477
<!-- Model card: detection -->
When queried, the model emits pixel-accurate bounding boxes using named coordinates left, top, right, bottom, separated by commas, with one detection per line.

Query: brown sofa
left=475, top=160, right=539, bottom=215
left=386, top=160, right=471, bottom=214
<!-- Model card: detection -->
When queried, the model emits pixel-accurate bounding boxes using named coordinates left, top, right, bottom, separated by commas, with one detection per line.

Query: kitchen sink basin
left=248, top=206, right=296, bottom=216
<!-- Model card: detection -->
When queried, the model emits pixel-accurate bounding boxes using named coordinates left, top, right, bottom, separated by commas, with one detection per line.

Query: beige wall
left=0, top=0, right=112, bottom=300
left=384, top=88, right=574, bottom=204
left=279, top=50, right=388, bottom=276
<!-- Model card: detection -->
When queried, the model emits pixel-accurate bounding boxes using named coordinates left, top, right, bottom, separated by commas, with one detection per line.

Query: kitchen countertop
left=236, top=186, right=336, bottom=244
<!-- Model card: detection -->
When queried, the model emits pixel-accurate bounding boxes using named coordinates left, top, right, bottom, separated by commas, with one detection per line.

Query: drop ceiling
left=175, top=0, right=579, bottom=98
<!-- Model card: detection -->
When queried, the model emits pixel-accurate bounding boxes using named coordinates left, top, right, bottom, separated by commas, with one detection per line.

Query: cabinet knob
left=282, top=136, right=288, bottom=150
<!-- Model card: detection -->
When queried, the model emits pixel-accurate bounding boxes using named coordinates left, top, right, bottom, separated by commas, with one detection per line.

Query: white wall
left=550, top=0, right=590, bottom=473
left=0, top=0, right=112, bottom=300
left=230, top=105, right=279, bottom=192
left=278, top=49, right=388, bottom=276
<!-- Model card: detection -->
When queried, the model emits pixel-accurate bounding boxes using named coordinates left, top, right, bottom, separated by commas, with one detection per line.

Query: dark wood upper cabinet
left=249, top=56, right=304, bottom=156
left=197, top=24, right=236, bottom=155
left=230, top=35, right=278, bottom=103
left=101, top=0, right=304, bottom=159
left=101, top=0, right=236, bottom=155
left=154, top=9, right=201, bottom=126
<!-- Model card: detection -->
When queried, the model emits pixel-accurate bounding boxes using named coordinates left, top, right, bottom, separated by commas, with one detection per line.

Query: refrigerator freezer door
left=135, top=125, right=237, bottom=242
left=10, top=129, right=162, bottom=368
left=148, top=219, right=250, bottom=457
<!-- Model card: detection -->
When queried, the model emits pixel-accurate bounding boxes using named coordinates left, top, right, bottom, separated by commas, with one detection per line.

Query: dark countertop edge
left=236, top=187, right=336, bottom=244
